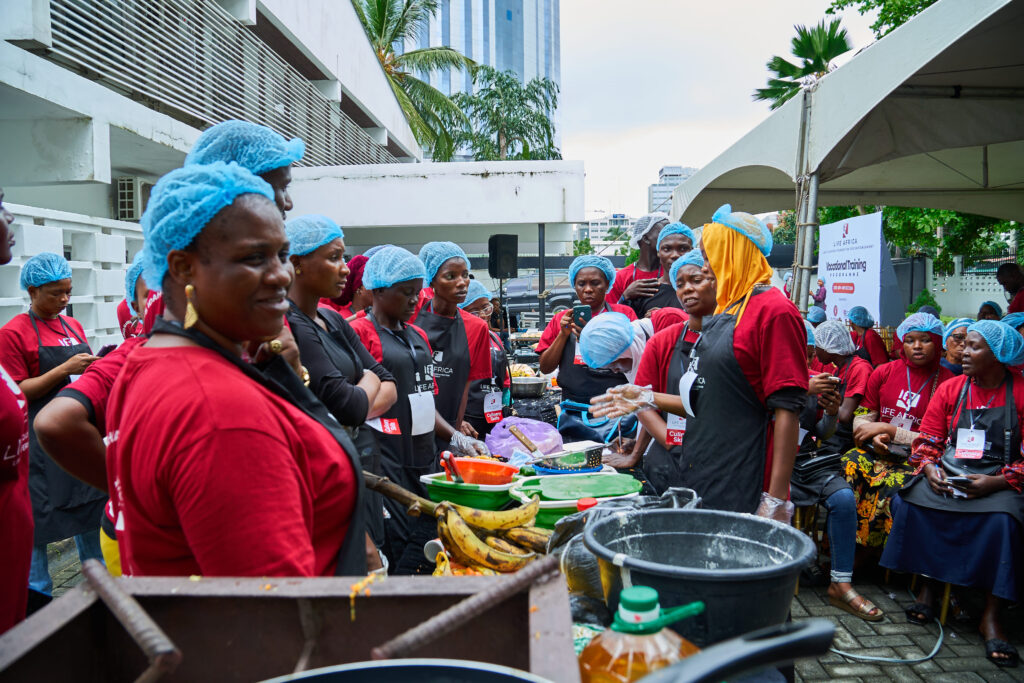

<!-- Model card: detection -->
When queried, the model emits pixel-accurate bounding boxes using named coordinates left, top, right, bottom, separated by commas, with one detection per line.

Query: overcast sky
left=559, top=0, right=879, bottom=218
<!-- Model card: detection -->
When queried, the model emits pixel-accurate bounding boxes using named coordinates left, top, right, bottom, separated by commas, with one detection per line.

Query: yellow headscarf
left=702, top=221, right=774, bottom=325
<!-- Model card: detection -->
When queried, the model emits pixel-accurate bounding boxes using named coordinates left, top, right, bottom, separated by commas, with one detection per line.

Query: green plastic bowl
left=509, top=471, right=642, bottom=529
left=420, top=473, right=518, bottom=510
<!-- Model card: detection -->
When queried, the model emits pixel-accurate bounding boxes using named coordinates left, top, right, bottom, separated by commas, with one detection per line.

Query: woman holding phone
left=537, top=255, right=637, bottom=442
left=881, top=320, right=1024, bottom=667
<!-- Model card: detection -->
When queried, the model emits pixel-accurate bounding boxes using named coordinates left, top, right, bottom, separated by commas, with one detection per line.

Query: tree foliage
left=351, top=0, right=474, bottom=161
left=572, top=238, right=594, bottom=256
left=773, top=211, right=798, bottom=244
left=826, top=0, right=938, bottom=38
left=453, top=66, right=560, bottom=160
left=753, top=18, right=852, bottom=110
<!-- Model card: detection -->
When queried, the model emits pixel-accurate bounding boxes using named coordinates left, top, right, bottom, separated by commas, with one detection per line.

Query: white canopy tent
left=671, top=0, right=1024, bottom=309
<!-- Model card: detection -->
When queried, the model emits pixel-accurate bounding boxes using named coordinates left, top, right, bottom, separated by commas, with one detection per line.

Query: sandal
left=983, top=638, right=1019, bottom=668
left=829, top=588, right=883, bottom=622
left=905, top=602, right=934, bottom=625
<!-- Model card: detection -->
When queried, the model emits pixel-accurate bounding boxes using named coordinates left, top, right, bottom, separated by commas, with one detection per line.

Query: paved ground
left=41, top=539, right=1024, bottom=681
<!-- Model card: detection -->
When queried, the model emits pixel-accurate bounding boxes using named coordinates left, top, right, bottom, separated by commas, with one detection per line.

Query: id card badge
left=409, top=390, right=435, bottom=436
left=889, top=413, right=914, bottom=431
left=798, top=427, right=809, bottom=444
left=483, top=390, right=503, bottom=424
left=365, top=416, right=401, bottom=435
left=666, top=413, right=687, bottom=446
left=954, top=428, right=986, bottom=459
left=573, top=348, right=586, bottom=365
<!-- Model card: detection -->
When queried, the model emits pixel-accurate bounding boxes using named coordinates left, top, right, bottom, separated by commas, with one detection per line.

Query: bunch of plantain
left=434, top=498, right=554, bottom=573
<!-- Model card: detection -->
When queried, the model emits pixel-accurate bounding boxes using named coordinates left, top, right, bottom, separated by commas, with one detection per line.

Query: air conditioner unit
left=115, top=176, right=154, bottom=222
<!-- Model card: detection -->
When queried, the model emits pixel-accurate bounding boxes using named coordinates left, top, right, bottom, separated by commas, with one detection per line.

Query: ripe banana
left=443, top=504, right=537, bottom=572
left=485, top=535, right=531, bottom=556
left=502, top=526, right=552, bottom=554
left=437, top=505, right=479, bottom=568
left=452, top=497, right=539, bottom=531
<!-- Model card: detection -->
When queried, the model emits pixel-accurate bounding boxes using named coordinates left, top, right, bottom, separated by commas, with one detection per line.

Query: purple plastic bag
left=486, top=417, right=564, bottom=459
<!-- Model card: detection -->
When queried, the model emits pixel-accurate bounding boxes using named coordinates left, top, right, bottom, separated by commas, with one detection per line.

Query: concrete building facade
left=648, top=165, right=697, bottom=214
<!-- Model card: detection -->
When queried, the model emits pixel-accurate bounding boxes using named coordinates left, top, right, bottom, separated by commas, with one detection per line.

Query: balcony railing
left=47, top=0, right=398, bottom=166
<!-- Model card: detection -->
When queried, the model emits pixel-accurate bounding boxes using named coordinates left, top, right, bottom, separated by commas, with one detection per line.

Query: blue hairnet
left=806, top=306, right=827, bottom=324
left=804, top=320, right=815, bottom=346
left=20, top=252, right=71, bottom=290
left=419, top=241, right=471, bottom=285
left=185, top=120, right=305, bottom=176
left=980, top=300, right=1004, bottom=318
left=1002, top=312, right=1024, bottom=331
left=569, top=255, right=616, bottom=288
left=579, top=312, right=634, bottom=368
left=710, top=204, right=772, bottom=257
left=943, top=318, right=973, bottom=348
left=967, top=320, right=1024, bottom=366
left=141, top=161, right=275, bottom=288
left=285, top=214, right=344, bottom=257
left=459, top=279, right=494, bottom=309
left=896, top=312, right=944, bottom=342
left=847, top=305, right=874, bottom=328
left=814, top=319, right=856, bottom=356
left=670, top=249, right=704, bottom=287
left=124, top=251, right=146, bottom=315
left=363, top=246, right=426, bottom=290
left=363, top=244, right=393, bottom=259
left=784, top=272, right=793, bottom=282
left=629, top=213, right=670, bottom=249
left=656, top=222, right=695, bottom=250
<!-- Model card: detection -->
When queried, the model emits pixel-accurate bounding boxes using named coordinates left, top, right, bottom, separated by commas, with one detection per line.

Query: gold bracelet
left=300, top=365, right=310, bottom=387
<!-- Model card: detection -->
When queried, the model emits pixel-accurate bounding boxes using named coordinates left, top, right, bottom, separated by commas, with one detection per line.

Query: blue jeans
left=28, top=530, right=104, bottom=595
left=824, top=487, right=856, bottom=584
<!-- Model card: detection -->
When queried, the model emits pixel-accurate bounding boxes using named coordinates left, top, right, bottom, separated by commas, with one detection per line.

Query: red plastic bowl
left=441, top=458, right=519, bottom=485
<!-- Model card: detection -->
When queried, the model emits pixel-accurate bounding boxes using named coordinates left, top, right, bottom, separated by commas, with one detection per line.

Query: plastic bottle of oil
left=579, top=586, right=703, bottom=683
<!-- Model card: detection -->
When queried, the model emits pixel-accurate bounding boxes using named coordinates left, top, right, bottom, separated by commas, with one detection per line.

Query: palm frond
left=395, top=46, right=476, bottom=75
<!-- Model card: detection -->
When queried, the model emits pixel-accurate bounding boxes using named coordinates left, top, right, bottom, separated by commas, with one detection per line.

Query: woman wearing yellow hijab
left=678, top=204, right=808, bottom=519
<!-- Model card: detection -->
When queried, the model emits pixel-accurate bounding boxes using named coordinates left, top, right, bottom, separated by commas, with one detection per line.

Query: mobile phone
left=572, top=305, right=592, bottom=327
left=827, top=375, right=841, bottom=383
left=947, top=475, right=972, bottom=487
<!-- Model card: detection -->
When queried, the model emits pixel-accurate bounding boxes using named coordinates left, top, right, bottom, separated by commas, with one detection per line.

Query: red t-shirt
left=651, top=307, right=688, bottom=332
left=350, top=317, right=432, bottom=365
left=116, top=299, right=142, bottom=340
left=731, top=289, right=809, bottom=403
left=918, top=374, right=1024, bottom=451
left=411, top=306, right=492, bottom=383
left=106, top=346, right=356, bottom=578
left=607, top=264, right=661, bottom=305
left=635, top=323, right=700, bottom=393
left=852, top=328, right=889, bottom=367
left=0, top=313, right=89, bottom=382
left=1009, top=289, right=1024, bottom=315
left=0, top=360, right=31, bottom=635
left=861, top=359, right=954, bottom=431
left=317, top=298, right=347, bottom=316
left=61, top=336, right=147, bottom=433
left=535, top=303, right=638, bottom=354
left=837, top=355, right=874, bottom=401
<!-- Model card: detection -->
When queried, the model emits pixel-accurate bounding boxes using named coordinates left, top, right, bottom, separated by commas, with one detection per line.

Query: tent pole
left=797, top=172, right=820, bottom=315
left=538, top=222, right=547, bottom=328
left=791, top=179, right=807, bottom=307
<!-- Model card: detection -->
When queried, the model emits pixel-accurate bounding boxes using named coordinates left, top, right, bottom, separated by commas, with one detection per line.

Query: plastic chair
left=909, top=574, right=953, bottom=624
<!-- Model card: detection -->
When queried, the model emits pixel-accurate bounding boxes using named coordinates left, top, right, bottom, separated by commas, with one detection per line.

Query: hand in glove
left=449, top=430, right=491, bottom=457
left=590, top=384, right=656, bottom=419
left=755, top=492, right=794, bottom=524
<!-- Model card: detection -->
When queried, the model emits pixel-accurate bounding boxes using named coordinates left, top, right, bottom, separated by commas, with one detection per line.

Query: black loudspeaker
left=488, top=234, right=518, bottom=279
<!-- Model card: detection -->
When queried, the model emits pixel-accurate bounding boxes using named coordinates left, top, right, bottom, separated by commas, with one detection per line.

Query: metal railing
left=47, top=0, right=398, bottom=166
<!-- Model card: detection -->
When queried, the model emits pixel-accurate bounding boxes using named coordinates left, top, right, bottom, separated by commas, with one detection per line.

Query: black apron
left=364, top=311, right=437, bottom=568
left=625, top=283, right=682, bottom=320
left=26, top=313, right=106, bottom=545
left=902, top=374, right=1024, bottom=525
left=642, top=324, right=694, bottom=494
left=678, top=292, right=771, bottom=513
left=465, top=331, right=509, bottom=438
left=557, top=306, right=628, bottom=405
left=854, top=331, right=874, bottom=366
left=286, top=302, right=385, bottom=548
left=414, top=303, right=471, bottom=447
left=150, top=319, right=369, bottom=576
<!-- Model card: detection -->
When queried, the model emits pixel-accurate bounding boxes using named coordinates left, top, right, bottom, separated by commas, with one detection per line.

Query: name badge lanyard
left=965, top=381, right=1000, bottom=430
left=900, top=366, right=937, bottom=423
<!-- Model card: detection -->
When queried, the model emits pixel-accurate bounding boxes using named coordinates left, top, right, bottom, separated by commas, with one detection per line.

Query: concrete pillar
left=213, top=0, right=256, bottom=25
left=0, top=118, right=111, bottom=185
left=313, top=79, right=342, bottom=103
left=0, top=0, right=52, bottom=49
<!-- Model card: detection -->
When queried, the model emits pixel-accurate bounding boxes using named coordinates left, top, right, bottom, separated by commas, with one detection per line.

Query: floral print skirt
left=841, top=447, right=915, bottom=547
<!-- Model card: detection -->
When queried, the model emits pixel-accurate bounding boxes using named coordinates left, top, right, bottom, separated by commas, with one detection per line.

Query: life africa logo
left=842, top=223, right=849, bottom=238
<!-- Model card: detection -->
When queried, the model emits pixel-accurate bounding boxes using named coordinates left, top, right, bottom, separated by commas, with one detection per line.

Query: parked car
left=501, top=270, right=576, bottom=320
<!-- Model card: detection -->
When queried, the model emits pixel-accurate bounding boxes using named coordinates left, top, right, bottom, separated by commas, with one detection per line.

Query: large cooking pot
left=511, top=377, right=546, bottom=398
left=584, top=508, right=816, bottom=647
left=260, top=620, right=834, bottom=683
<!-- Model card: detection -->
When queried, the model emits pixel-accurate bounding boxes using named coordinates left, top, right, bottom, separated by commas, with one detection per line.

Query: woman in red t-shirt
left=844, top=313, right=954, bottom=547
left=537, top=255, right=637, bottom=442
left=105, top=162, right=366, bottom=578
left=848, top=306, right=889, bottom=368
left=117, top=252, right=150, bottom=340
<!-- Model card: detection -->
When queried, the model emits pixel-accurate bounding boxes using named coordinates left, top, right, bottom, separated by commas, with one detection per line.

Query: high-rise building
left=586, top=212, right=633, bottom=242
left=406, top=0, right=562, bottom=148
left=648, top=166, right=698, bottom=214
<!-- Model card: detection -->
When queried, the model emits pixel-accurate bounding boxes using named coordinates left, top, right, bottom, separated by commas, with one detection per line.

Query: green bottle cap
left=612, top=586, right=705, bottom=635
left=619, top=586, right=659, bottom=614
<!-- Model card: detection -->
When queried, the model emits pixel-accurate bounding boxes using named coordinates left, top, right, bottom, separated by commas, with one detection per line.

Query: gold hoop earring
left=184, top=284, right=199, bottom=329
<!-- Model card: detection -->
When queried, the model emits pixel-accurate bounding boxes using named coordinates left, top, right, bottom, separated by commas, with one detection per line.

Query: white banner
left=817, top=211, right=883, bottom=322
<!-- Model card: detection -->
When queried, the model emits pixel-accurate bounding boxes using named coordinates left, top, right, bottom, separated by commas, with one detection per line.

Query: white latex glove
left=590, top=384, right=656, bottom=419
left=755, top=492, right=795, bottom=524
left=449, top=430, right=491, bottom=457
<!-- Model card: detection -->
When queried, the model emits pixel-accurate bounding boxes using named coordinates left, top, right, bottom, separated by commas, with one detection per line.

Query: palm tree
left=351, top=0, right=475, bottom=160
left=753, top=18, right=852, bottom=110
